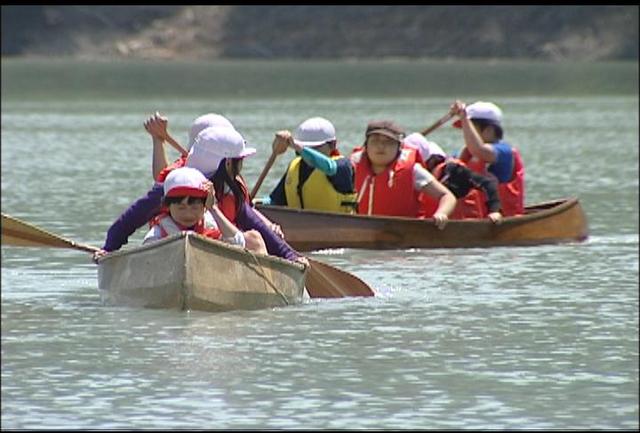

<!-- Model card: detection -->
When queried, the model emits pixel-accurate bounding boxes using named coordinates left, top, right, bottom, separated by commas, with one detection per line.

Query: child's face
left=366, top=134, right=400, bottom=167
left=169, top=197, right=205, bottom=227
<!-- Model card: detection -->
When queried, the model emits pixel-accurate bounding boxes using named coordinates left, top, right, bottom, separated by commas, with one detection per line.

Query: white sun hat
left=293, top=117, right=336, bottom=147
left=163, top=167, right=208, bottom=198
left=186, top=126, right=256, bottom=177
left=187, top=113, right=235, bottom=149
left=404, top=132, right=446, bottom=161
left=453, top=101, right=503, bottom=128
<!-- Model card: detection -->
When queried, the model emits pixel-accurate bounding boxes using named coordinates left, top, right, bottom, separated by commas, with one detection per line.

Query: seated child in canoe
left=403, top=132, right=503, bottom=223
left=350, top=120, right=457, bottom=229
left=142, top=166, right=264, bottom=252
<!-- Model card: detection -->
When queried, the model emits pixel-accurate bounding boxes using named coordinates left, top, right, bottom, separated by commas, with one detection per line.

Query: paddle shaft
left=250, top=151, right=278, bottom=200
left=420, top=112, right=454, bottom=136
left=1, top=213, right=100, bottom=253
left=165, top=133, right=188, bottom=156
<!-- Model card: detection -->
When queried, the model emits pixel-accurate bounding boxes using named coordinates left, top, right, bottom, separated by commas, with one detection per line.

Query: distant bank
left=1, top=5, right=638, bottom=61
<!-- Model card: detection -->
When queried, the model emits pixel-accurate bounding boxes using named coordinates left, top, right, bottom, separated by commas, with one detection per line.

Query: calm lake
left=1, top=58, right=638, bottom=429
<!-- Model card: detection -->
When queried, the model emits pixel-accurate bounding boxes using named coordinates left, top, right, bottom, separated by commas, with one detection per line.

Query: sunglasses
left=164, top=196, right=206, bottom=206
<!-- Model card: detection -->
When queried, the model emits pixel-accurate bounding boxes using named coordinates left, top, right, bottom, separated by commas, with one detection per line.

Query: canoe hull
left=256, top=197, right=589, bottom=251
left=97, top=233, right=307, bottom=312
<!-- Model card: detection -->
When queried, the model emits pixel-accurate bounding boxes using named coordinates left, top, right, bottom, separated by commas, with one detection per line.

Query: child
left=350, top=120, right=457, bottom=229
left=175, top=126, right=306, bottom=265
left=404, top=132, right=503, bottom=223
left=101, top=113, right=235, bottom=253
left=450, top=100, right=525, bottom=216
left=143, top=167, right=256, bottom=249
left=267, top=117, right=357, bottom=213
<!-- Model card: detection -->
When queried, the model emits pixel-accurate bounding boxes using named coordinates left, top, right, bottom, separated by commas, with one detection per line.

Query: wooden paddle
left=166, top=134, right=188, bottom=156
left=250, top=150, right=278, bottom=200
left=1, top=213, right=99, bottom=253
left=420, top=111, right=455, bottom=136
left=1, top=213, right=375, bottom=298
left=306, top=258, right=374, bottom=298
left=246, top=134, right=375, bottom=297
left=146, top=112, right=189, bottom=156
left=139, top=128, right=375, bottom=298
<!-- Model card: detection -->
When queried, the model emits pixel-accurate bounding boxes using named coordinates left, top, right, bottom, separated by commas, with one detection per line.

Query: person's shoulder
left=413, top=163, right=432, bottom=177
left=335, top=156, right=354, bottom=168
left=492, top=141, right=514, bottom=160
left=493, top=140, right=514, bottom=151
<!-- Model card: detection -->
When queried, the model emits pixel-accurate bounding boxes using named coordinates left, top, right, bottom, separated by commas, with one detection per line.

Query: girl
left=350, top=120, right=457, bottom=229
left=142, top=166, right=263, bottom=252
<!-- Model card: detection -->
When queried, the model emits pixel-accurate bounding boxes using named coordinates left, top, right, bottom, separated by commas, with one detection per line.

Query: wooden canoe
left=255, top=197, right=589, bottom=251
left=96, top=232, right=307, bottom=313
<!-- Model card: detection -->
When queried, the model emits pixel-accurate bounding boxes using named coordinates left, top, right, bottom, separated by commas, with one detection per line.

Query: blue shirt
left=488, top=140, right=514, bottom=183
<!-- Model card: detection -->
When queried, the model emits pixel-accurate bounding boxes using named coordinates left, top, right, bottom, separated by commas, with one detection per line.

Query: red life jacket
left=155, top=155, right=188, bottom=183
left=418, top=158, right=487, bottom=219
left=352, top=146, right=421, bottom=217
left=152, top=213, right=221, bottom=240
left=462, top=146, right=524, bottom=217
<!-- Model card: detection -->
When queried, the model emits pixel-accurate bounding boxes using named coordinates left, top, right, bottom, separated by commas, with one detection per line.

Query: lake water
left=1, top=59, right=638, bottom=429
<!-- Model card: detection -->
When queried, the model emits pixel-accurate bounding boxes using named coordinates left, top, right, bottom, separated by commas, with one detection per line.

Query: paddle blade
left=305, top=258, right=375, bottom=298
left=1, top=213, right=99, bottom=253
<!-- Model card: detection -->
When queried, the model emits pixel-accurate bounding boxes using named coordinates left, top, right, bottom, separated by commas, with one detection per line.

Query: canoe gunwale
left=255, top=196, right=589, bottom=251
left=97, top=232, right=306, bottom=272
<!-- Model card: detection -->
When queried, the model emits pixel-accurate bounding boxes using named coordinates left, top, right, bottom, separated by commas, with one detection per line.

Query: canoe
left=96, top=232, right=307, bottom=312
left=255, top=197, right=589, bottom=251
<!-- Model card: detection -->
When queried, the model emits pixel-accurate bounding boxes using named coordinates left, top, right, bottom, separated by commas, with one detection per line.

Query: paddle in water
left=1, top=213, right=374, bottom=299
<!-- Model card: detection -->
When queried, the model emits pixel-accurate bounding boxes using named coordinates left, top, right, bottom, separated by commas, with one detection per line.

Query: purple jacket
left=102, top=183, right=300, bottom=261
left=236, top=202, right=300, bottom=262
left=102, top=182, right=164, bottom=252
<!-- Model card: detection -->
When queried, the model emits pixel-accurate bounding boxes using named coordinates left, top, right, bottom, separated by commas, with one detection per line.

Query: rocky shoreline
left=2, top=6, right=638, bottom=61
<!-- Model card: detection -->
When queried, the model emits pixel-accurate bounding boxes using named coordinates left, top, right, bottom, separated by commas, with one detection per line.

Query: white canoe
left=97, top=232, right=307, bottom=313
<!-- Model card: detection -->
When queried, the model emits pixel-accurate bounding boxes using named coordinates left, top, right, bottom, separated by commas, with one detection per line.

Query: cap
left=186, top=126, right=256, bottom=177
left=453, top=101, right=503, bottom=128
left=404, top=132, right=446, bottom=161
left=163, top=167, right=208, bottom=198
left=365, top=120, right=406, bottom=142
left=187, top=113, right=235, bottom=148
left=293, top=117, right=336, bottom=147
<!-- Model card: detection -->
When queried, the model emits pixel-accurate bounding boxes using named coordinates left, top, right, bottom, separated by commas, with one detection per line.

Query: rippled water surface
left=1, top=59, right=638, bottom=429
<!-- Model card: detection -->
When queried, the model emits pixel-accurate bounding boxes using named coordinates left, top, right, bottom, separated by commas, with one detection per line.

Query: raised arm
left=450, top=100, right=496, bottom=163
left=144, top=112, right=171, bottom=179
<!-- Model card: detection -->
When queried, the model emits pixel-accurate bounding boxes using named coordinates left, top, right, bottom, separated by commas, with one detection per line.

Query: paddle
left=250, top=150, right=278, bottom=200
left=246, top=132, right=374, bottom=297
left=306, top=258, right=374, bottom=298
left=2, top=213, right=375, bottom=298
left=1, top=213, right=99, bottom=253
left=147, top=112, right=189, bottom=156
left=155, top=128, right=374, bottom=298
left=420, top=111, right=455, bottom=136
left=166, top=134, right=188, bottom=156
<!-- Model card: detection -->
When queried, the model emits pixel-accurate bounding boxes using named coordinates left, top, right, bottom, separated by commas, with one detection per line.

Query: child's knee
left=244, top=230, right=267, bottom=254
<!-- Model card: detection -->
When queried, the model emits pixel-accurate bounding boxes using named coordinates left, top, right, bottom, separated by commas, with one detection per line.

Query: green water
left=2, top=58, right=637, bottom=100
left=1, top=59, right=638, bottom=429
